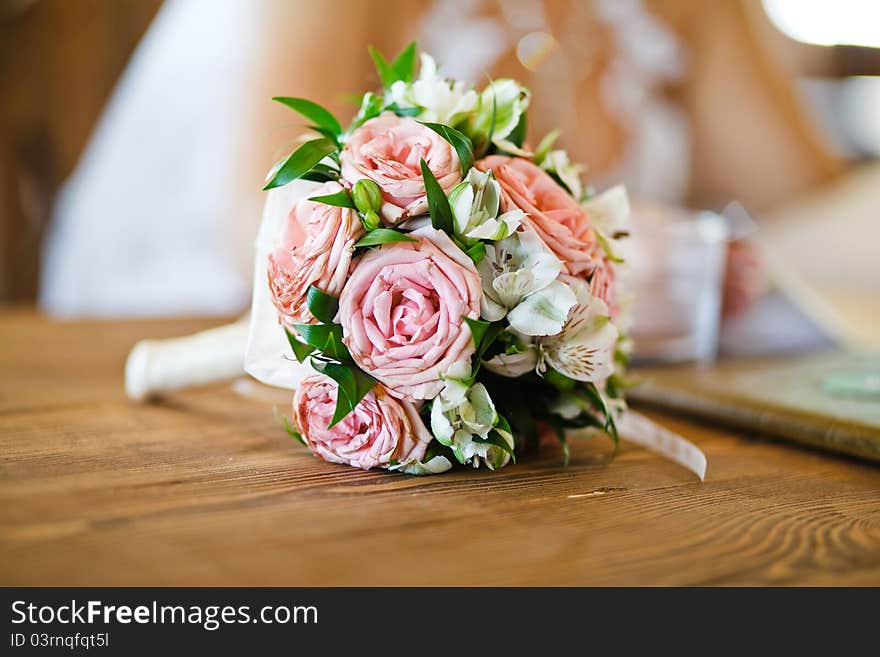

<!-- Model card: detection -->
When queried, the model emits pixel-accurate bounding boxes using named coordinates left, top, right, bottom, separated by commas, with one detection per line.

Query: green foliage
left=420, top=122, right=474, bottom=174
left=369, top=41, right=418, bottom=88
left=285, top=328, right=315, bottom=363
left=274, top=407, right=306, bottom=446
left=263, top=138, right=337, bottom=190
left=354, top=229, right=417, bottom=248
left=463, top=317, right=492, bottom=351
left=507, top=112, right=528, bottom=148
left=301, top=163, right=341, bottom=183
left=310, top=358, right=376, bottom=428
left=474, top=430, right=516, bottom=465
left=464, top=241, right=486, bottom=264
left=420, top=158, right=455, bottom=234
left=306, top=286, right=339, bottom=324
left=308, top=190, right=355, bottom=209
left=272, top=97, right=343, bottom=138
left=391, top=41, right=418, bottom=83
left=583, top=382, right=619, bottom=447
left=292, top=322, right=350, bottom=362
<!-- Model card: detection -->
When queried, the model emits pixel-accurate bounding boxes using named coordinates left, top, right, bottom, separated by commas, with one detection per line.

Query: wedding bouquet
left=243, top=43, right=663, bottom=476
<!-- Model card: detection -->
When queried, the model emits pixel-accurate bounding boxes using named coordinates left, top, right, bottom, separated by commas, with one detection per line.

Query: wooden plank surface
left=1, top=308, right=879, bottom=586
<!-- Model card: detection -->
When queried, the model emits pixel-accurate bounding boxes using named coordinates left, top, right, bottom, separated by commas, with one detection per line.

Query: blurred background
left=2, top=0, right=879, bottom=358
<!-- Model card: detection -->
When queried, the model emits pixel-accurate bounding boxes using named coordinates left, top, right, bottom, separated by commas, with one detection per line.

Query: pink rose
left=340, top=113, right=461, bottom=224
left=293, top=375, right=430, bottom=470
left=477, top=155, right=598, bottom=276
left=588, top=252, right=618, bottom=318
left=268, top=181, right=364, bottom=328
left=339, top=227, right=481, bottom=401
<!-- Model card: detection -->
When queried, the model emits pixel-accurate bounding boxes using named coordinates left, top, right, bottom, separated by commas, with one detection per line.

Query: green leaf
left=548, top=419, right=570, bottom=467
left=386, top=103, right=423, bottom=118
left=293, top=323, right=350, bottom=361
left=487, top=84, right=498, bottom=145
left=424, top=438, right=455, bottom=464
left=285, top=328, right=315, bottom=363
left=369, top=46, right=398, bottom=88
left=583, top=382, right=619, bottom=447
left=420, top=122, right=474, bottom=174
left=544, top=368, right=576, bottom=392
left=306, top=286, right=339, bottom=324
left=475, top=322, right=505, bottom=362
left=274, top=407, right=307, bottom=446
left=272, top=97, right=343, bottom=136
left=507, top=111, right=527, bottom=148
left=475, top=431, right=517, bottom=464
left=307, top=125, right=342, bottom=144
left=392, top=41, right=418, bottom=83
left=463, top=316, right=492, bottom=350
left=308, top=189, right=355, bottom=209
left=350, top=92, right=385, bottom=130
left=420, top=158, right=455, bottom=234
left=533, top=129, right=560, bottom=164
left=263, top=138, right=337, bottom=190
left=465, top=241, right=486, bottom=264
left=354, top=228, right=418, bottom=248
left=311, top=358, right=376, bottom=427
left=301, top=163, right=340, bottom=183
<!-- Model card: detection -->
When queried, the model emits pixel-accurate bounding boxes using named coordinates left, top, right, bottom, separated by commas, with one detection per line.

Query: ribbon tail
left=616, top=410, right=707, bottom=481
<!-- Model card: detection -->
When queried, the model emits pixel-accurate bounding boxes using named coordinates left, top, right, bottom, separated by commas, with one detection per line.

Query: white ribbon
left=617, top=409, right=707, bottom=481
left=243, top=181, right=317, bottom=391
left=124, top=318, right=249, bottom=400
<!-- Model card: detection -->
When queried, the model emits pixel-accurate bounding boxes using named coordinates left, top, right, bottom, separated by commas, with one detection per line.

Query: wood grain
left=1, top=308, right=879, bottom=585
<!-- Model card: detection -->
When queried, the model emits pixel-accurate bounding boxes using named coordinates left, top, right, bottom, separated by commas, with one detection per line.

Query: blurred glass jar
left=620, top=206, right=730, bottom=364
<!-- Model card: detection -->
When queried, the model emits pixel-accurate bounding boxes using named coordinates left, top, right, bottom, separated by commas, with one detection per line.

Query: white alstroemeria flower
left=470, top=79, right=531, bottom=149
left=537, top=279, right=619, bottom=383
left=390, top=455, right=453, bottom=475
left=539, top=149, right=584, bottom=201
left=477, top=230, right=576, bottom=336
left=455, top=421, right=515, bottom=471
left=389, top=53, right=478, bottom=126
left=429, top=362, right=511, bottom=470
left=449, top=168, right=524, bottom=244
left=582, top=185, right=630, bottom=261
left=483, top=341, right=538, bottom=378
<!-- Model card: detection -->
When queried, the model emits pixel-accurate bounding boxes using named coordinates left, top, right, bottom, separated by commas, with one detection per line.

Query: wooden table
left=2, top=309, right=879, bottom=586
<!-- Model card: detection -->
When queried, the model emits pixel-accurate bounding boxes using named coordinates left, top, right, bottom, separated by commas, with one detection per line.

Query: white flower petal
left=483, top=346, right=538, bottom=378
left=507, top=280, right=577, bottom=336
left=465, top=217, right=506, bottom=241
left=480, top=295, right=508, bottom=322
left=518, top=229, right=563, bottom=291
left=492, top=270, right=536, bottom=308
left=450, top=183, right=474, bottom=235
left=583, top=185, right=630, bottom=237
left=430, top=401, right=454, bottom=443
left=492, top=139, right=533, bottom=157
left=496, top=209, right=524, bottom=235
left=393, top=455, right=453, bottom=475
left=540, top=280, right=619, bottom=382
left=466, top=383, right=497, bottom=433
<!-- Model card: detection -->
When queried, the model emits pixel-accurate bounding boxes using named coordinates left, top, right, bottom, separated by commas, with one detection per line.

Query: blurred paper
left=759, top=163, right=880, bottom=349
